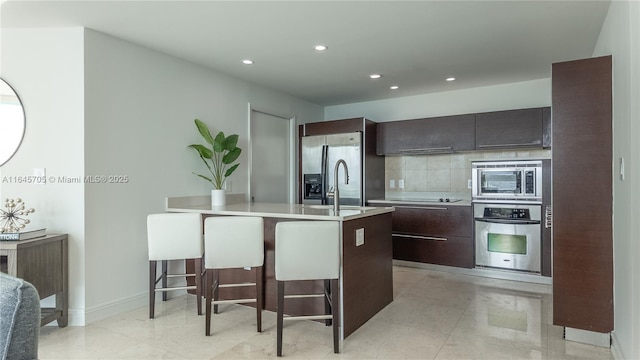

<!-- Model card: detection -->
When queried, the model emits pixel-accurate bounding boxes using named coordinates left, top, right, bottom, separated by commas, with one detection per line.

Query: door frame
left=247, top=103, right=296, bottom=203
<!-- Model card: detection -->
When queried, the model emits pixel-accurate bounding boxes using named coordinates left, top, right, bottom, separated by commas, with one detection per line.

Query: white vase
left=211, top=189, right=226, bottom=207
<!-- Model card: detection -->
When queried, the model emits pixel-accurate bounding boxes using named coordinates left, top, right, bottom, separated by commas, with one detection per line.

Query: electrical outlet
left=356, top=228, right=365, bottom=246
left=467, top=179, right=472, bottom=189
left=224, top=180, right=232, bottom=192
left=398, top=179, right=404, bottom=189
left=389, top=180, right=395, bottom=188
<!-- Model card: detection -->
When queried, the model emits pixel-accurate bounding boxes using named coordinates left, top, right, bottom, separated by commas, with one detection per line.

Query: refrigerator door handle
left=320, top=144, right=329, bottom=205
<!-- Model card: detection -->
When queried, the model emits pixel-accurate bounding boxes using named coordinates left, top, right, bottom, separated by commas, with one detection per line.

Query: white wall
left=0, top=27, right=87, bottom=318
left=81, top=28, right=322, bottom=323
left=592, top=1, right=640, bottom=359
left=324, top=78, right=550, bottom=121
left=1, top=27, right=323, bottom=325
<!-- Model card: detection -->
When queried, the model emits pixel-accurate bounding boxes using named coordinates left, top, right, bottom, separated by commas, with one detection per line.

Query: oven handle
left=474, top=217, right=541, bottom=225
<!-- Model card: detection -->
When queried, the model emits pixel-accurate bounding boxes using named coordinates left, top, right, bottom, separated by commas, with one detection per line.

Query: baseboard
left=47, top=291, right=149, bottom=326
left=393, top=260, right=553, bottom=285
left=610, top=332, right=625, bottom=360
left=564, top=327, right=611, bottom=348
left=84, top=291, right=148, bottom=325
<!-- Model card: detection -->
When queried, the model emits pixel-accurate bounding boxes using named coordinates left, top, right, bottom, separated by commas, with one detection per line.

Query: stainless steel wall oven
left=472, top=160, right=545, bottom=274
left=474, top=203, right=541, bottom=273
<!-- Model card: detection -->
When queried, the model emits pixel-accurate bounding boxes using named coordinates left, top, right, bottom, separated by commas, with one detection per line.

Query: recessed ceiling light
left=242, top=59, right=254, bottom=65
left=314, top=45, right=328, bottom=51
left=446, top=77, right=456, bottom=82
left=390, top=85, right=399, bottom=90
left=369, top=74, right=382, bottom=79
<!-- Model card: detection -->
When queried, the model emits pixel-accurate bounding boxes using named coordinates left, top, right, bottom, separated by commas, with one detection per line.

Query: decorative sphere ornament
left=0, top=198, right=36, bottom=233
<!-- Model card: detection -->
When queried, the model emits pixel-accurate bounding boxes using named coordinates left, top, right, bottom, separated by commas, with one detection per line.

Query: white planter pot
left=211, top=189, right=226, bottom=207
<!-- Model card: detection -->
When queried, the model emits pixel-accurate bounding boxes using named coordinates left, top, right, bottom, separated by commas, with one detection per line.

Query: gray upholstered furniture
left=0, top=272, right=40, bottom=360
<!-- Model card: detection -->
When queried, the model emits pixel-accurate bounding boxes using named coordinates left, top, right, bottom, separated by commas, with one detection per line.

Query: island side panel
left=342, top=212, right=393, bottom=337
left=190, top=213, right=394, bottom=338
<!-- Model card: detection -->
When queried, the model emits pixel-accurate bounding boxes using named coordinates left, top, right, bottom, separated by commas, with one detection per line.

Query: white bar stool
left=203, top=216, right=264, bottom=336
left=274, top=220, right=340, bottom=356
left=147, top=213, right=204, bottom=319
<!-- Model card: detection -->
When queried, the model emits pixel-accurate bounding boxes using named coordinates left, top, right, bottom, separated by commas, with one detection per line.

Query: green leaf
left=193, top=173, right=214, bottom=186
left=196, top=151, right=213, bottom=174
left=189, top=119, right=242, bottom=189
left=194, top=119, right=214, bottom=145
left=224, top=163, right=239, bottom=177
left=188, top=144, right=212, bottom=159
left=222, top=147, right=241, bottom=164
left=213, top=132, right=226, bottom=153
left=223, top=134, right=239, bottom=151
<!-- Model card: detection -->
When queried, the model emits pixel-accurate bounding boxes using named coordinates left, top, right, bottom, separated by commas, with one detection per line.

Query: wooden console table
left=0, top=234, right=68, bottom=327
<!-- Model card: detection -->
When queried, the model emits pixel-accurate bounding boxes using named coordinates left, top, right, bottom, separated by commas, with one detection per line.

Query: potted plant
left=188, top=119, right=241, bottom=206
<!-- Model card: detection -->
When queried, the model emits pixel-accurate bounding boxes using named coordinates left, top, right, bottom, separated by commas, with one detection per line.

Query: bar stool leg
left=256, top=266, right=263, bottom=332
left=213, top=269, right=220, bottom=314
left=194, top=257, right=203, bottom=316
left=149, top=261, right=157, bottom=319
left=205, top=269, right=213, bottom=336
left=324, top=279, right=332, bottom=326
left=332, top=279, right=340, bottom=353
left=161, top=260, right=168, bottom=301
left=276, top=280, right=285, bottom=357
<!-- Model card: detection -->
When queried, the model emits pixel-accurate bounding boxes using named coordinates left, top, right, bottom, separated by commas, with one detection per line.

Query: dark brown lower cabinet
left=392, top=234, right=473, bottom=268
left=552, top=55, right=613, bottom=333
left=387, top=204, right=474, bottom=268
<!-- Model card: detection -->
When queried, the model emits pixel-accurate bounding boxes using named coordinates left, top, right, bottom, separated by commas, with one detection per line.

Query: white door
left=250, top=109, right=292, bottom=203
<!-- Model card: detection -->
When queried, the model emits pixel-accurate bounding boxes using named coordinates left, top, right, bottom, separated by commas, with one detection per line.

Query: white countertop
left=166, top=196, right=394, bottom=220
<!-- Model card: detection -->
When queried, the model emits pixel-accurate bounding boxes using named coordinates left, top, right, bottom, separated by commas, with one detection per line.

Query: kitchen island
left=166, top=196, right=395, bottom=341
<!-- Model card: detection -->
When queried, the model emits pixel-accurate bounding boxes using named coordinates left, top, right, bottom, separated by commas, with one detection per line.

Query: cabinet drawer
left=392, top=234, right=473, bottom=268
left=391, top=205, right=472, bottom=238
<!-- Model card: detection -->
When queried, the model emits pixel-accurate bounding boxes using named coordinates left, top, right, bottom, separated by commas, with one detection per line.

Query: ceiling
left=1, top=0, right=611, bottom=106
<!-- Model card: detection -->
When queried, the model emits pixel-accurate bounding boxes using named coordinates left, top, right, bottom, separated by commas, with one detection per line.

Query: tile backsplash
left=385, top=149, right=551, bottom=195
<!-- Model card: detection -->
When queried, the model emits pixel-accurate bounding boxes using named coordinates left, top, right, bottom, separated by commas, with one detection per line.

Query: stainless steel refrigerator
left=301, top=132, right=363, bottom=206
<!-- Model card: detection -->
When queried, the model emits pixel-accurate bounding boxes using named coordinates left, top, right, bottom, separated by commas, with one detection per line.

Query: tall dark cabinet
left=552, top=55, right=613, bottom=333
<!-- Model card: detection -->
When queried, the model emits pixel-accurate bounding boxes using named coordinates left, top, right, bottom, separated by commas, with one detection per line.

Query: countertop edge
left=165, top=204, right=395, bottom=221
left=368, top=199, right=472, bottom=207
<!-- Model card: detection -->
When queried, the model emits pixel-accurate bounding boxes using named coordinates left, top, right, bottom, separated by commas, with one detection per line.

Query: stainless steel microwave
left=472, top=160, right=543, bottom=202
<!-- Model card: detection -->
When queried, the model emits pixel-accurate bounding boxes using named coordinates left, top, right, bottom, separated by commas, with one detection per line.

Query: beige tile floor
left=38, top=266, right=614, bottom=359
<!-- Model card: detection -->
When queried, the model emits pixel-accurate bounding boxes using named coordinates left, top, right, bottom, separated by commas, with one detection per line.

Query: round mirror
left=0, top=78, right=26, bottom=167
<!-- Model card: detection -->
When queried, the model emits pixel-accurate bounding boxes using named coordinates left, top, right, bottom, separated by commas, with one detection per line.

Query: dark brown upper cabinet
left=302, top=117, right=365, bottom=136
left=475, top=107, right=548, bottom=150
left=376, top=114, right=475, bottom=155
left=542, top=107, right=552, bottom=148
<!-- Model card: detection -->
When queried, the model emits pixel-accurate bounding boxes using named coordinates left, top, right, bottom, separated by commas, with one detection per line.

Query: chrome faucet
left=328, top=159, right=349, bottom=213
